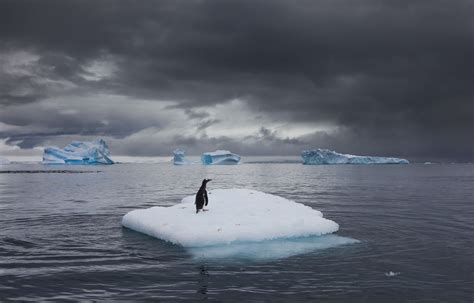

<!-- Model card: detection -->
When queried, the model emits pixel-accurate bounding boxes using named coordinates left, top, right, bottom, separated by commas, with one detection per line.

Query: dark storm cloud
left=184, top=109, right=211, bottom=120
left=196, top=119, right=221, bottom=131
left=0, top=0, right=473, bottom=160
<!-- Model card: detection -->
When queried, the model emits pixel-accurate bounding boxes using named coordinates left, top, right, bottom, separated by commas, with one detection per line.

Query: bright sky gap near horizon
left=0, top=0, right=473, bottom=162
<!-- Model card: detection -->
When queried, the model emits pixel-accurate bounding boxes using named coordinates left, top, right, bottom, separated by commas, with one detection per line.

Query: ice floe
left=302, top=149, right=409, bottom=165
left=201, top=150, right=241, bottom=165
left=122, top=189, right=341, bottom=247
left=173, top=148, right=191, bottom=165
left=43, top=139, right=114, bottom=165
left=385, top=271, right=401, bottom=277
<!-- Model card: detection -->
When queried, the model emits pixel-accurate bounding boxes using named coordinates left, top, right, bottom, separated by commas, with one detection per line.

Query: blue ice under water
left=201, top=150, right=241, bottom=165
left=187, top=235, right=359, bottom=262
left=42, top=139, right=114, bottom=165
left=302, top=148, right=409, bottom=165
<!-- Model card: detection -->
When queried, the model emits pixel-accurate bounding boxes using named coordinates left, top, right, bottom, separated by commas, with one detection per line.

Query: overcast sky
left=1, top=0, right=473, bottom=161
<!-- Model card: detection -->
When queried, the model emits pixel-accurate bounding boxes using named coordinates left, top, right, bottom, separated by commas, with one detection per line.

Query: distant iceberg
left=43, top=139, right=114, bottom=165
left=0, top=157, right=10, bottom=165
left=201, top=150, right=241, bottom=165
left=173, top=148, right=190, bottom=165
left=122, top=189, right=340, bottom=247
left=302, top=149, right=409, bottom=165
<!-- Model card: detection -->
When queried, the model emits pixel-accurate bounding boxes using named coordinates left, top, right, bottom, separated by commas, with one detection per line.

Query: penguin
left=195, top=179, right=212, bottom=214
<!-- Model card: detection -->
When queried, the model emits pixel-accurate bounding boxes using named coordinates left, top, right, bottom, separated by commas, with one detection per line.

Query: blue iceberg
left=302, top=149, right=409, bottom=165
left=173, top=148, right=190, bottom=165
left=43, top=139, right=114, bottom=165
left=201, top=150, right=241, bottom=165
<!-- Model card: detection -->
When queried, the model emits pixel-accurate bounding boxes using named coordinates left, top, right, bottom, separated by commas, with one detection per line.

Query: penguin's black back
left=195, top=188, right=206, bottom=213
left=195, top=180, right=209, bottom=213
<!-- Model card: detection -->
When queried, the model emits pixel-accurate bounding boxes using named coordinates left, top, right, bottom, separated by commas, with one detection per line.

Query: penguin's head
left=202, top=179, right=212, bottom=185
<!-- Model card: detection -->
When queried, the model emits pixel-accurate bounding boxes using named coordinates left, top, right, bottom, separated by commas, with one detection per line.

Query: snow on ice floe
left=42, top=139, right=114, bottom=165
left=122, top=189, right=343, bottom=248
left=201, top=150, right=241, bottom=165
left=173, top=148, right=191, bottom=165
left=0, top=157, right=10, bottom=165
left=302, top=149, right=409, bottom=165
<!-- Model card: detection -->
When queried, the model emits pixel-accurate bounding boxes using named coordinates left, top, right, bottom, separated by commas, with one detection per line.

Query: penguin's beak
left=207, top=179, right=212, bottom=182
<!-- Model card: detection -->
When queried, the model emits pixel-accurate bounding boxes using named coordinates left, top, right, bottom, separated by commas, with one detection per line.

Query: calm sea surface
left=0, top=161, right=473, bottom=302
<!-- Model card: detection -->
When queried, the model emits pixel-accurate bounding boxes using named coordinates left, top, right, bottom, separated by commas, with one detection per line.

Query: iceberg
left=201, top=150, right=241, bottom=165
left=0, top=157, right=10, bottom=165
left=302, top=149, right=409, bottom=165
left=173, top=148, right=190, bottom=165
left=122, top=189, right=340, bottom=248
left=42, top=139, right=114, bottom=165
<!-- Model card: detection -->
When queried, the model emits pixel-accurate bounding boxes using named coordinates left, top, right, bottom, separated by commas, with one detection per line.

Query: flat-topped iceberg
left=0, top=157, right=10, bottom=165
left=173, top=148, right=191, bottom=165
left=43, top=139, right=114, bottom=165
left=302, top=149, right=409, bottom=165
left=201, top=150, right=241, bottom=165
left=122, top=188, right=339, bottom=247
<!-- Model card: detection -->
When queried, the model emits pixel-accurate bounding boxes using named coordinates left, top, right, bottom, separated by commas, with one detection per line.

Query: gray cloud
left=185, top=109, right=210, bottom=120
left=196, top=119, right=221, bottom=131
left=0, top=0, right=473, bottom=161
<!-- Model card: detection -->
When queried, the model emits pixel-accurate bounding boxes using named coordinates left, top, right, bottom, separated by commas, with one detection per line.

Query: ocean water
left=0, top=161, right=473, bottom=302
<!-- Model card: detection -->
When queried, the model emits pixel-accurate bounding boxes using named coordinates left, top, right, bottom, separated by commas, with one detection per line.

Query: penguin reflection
left=197, top=265, right=209, bottom=296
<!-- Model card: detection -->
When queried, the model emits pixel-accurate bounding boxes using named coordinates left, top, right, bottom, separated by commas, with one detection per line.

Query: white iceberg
left=201, top=150, right=241, bottom=165
left=302, top=149, right=409, bottom=165
left=42, top=139, right=114, bottom=165
left=0, top=157, right=10, bottom=165
left=173, top=148, right=191, bottom=165
left=122, top=189, right=340, bottom=248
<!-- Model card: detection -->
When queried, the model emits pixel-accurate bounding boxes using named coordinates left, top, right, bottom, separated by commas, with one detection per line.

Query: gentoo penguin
left=195, top=179, right=212, bottom=214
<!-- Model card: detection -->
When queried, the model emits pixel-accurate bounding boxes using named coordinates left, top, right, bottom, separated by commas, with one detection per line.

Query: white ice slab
left=122, top=189, right=339, bottom=247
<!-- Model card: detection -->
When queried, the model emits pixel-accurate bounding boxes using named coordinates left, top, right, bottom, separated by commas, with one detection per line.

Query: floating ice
left=0, top=157, right=10, bottom=165
left=302, top=149, right=409, bottom=165
left=385, top=271, right=401, bottom=277
left=201, top=150, right=241, bottom=165
left=122, top=189, right=340, bottom=248
left=173, top=148, right=191, bottom=165
left=188, top=234, right=359, bottom=261
left=42, top=139, right=114, bottom=165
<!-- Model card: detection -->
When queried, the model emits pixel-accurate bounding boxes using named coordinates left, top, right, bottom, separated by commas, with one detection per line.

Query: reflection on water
left=197, top=265, right=209, bottom=296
